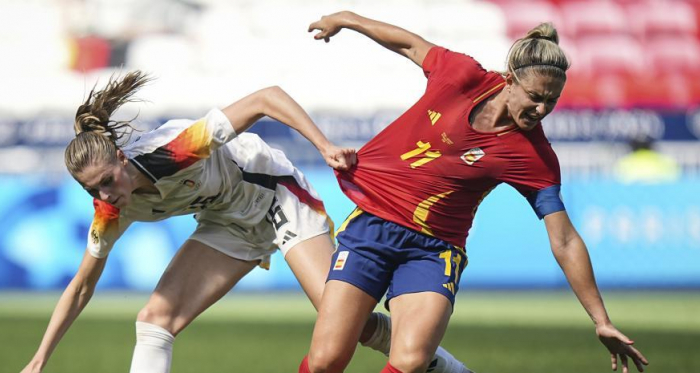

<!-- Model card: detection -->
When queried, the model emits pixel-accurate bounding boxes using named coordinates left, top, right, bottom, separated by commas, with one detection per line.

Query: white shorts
left=188, top=170, right=331, bottom=268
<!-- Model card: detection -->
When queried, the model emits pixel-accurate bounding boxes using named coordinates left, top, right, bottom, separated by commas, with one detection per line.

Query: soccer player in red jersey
left=299, top=11, right=649, bottom=373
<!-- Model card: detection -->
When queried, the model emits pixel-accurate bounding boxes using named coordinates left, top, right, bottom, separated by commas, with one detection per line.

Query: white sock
left=360, top=312, right=392, bottom=355
left=129, top=321, right=175, bottom=373
left=429, top=346, right=473, bottom=373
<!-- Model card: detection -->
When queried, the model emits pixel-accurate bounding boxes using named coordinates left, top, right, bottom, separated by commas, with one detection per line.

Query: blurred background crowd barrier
left=1, top=0, right=699, bottom=291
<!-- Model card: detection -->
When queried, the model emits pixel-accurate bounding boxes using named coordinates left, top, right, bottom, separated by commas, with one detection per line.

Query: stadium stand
left=559, top=0, right=629, bottom=39
left=626, top=0, right=698, bottom=41
left=4, top=0, right=700, bottom=111
left=0, top=0, right=699, bottom=176
left=497, top=0, right=563, bottom=40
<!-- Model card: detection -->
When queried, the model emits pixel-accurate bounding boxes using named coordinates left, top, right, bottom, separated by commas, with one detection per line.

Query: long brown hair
left=65, top=71, right=151, bottom=177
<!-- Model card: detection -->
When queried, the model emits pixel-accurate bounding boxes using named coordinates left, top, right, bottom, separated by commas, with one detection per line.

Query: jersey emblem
left=461, top=148, right=485, bottom=165
left=441, top=132, right=454, bottom=145
left=427, top=110, right=442, bottom=125
left=333, top=251, right=349, bottom=271
left=180, top=179, right=200, bottom=189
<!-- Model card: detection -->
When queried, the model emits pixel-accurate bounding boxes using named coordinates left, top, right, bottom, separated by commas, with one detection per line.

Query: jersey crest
left=461, top=148, right=485, bottom=165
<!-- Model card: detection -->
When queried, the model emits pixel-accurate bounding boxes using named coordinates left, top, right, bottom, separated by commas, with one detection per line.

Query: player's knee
left=136, top=304, right=179, bottom=335
left=307, top=347, right=351, bottom=373
left=389, top=350, right=433, bottom=373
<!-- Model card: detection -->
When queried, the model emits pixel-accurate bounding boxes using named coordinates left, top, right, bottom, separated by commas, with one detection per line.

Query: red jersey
left=336, top=47, right=562, bottom=247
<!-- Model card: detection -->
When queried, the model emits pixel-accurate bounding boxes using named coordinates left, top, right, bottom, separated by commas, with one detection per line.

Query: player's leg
left=284, top=233, right=389, bottom=349
left=279, top=220, right=387, bottom=372
left=129, top=238, right=259, bottom=373
left=283, top=233, right=332, bottom=308
left=286, top=233, right=470, bottom=373
left=273, top=176, right=392, bottom=354
left=274, top=172, right=470, bottom=372
left=383, top=238, right=473, bottom=373
left=302, top=280, right=379, bottom=373
left=283, top=206, right=470, bottom=372
left=281, top=209, right=390, bottom=372
left=386, top=293, right=453, bottom=373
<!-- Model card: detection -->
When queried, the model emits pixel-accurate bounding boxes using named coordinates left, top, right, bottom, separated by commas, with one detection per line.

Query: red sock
left=299, top=355, right=311, bottom=373
left=380, top=362, right=404, bottom=373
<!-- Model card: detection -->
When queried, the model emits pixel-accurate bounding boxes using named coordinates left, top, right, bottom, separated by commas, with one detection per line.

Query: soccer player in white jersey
left=20, top=72, right=468, bottom=373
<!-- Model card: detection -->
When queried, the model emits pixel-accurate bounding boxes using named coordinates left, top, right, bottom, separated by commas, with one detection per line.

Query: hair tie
left=514, top=63, right=563, bottom=70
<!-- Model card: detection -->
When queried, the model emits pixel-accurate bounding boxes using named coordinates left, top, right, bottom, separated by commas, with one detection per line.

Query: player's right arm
left=308, top=11, right=435, bottom=67
left=21, top=251, right=107, bottom=373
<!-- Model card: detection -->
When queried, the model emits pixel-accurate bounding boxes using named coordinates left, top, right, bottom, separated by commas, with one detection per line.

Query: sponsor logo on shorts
left=461, top=148, right=485, bottom=165
left=333, top=251, right=349, bottom=271
left=282, top=230, right=297, bottom=245
left=442, top=282, right=456, bottom=295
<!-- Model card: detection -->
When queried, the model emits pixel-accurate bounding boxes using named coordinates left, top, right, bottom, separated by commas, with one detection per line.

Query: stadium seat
left=558, top=72, right=598, bottom=108
left=623, top=73, right=687, bottom=108
left=593, top=74, right=630, bottom=108
left=342, top=0, right=430, bottom=36
left=125, top=34, right=195, bottom=73
left=575, top=35, right=646, bottom=77
left=573, top=35, right=652, bottom=107
left=496, top=0, right=563, bottom=40
left=190, top=5, right=262, bottom=75
left=421, top=1, right=507, bottom=40
left=446, top=36, right=512, bottom=72
left=560, top=1, right=629, bottom=38
left=686, top=72, right=700, bottom=105
left=559, top=73, right=671, bottom=109
left=625, top=0, right=698, bottom=40
left=645, top=36, right=700, bottom=77
left=0, top=1, right=69, bottom=73
left=71, top=36, right=111, bottom=72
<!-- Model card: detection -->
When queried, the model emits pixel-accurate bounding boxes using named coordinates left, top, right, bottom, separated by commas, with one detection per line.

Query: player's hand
left=308, top=12, right=348, bottom=42
left=596, top=323, right=649, bottom=373
left=322, top=145, right=357, bottom=171
left=20, top=359, right=44, bottom=373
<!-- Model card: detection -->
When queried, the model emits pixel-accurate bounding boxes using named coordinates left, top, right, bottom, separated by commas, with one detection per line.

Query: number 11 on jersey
left=400, top=141, right=442, bottom=168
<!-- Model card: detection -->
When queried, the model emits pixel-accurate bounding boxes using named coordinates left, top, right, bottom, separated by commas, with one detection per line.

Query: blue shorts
left=327, top=209, right=468, bottom=308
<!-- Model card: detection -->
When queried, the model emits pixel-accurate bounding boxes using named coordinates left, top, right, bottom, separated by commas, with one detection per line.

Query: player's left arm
left=221, top=86, right=355, bottom=170
left=544, top=211, right=649, bottom=373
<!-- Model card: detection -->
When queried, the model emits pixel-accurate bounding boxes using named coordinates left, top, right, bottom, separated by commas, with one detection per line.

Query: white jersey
left=87, top=109, right=302, bottom=258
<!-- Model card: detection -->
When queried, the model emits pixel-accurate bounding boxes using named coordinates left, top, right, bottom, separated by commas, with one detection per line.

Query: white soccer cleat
left=426, top=346, right=474, bottom=373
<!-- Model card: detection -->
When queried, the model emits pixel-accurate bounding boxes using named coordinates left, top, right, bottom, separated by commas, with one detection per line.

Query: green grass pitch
left=2, top=291, right=698, bottom=373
